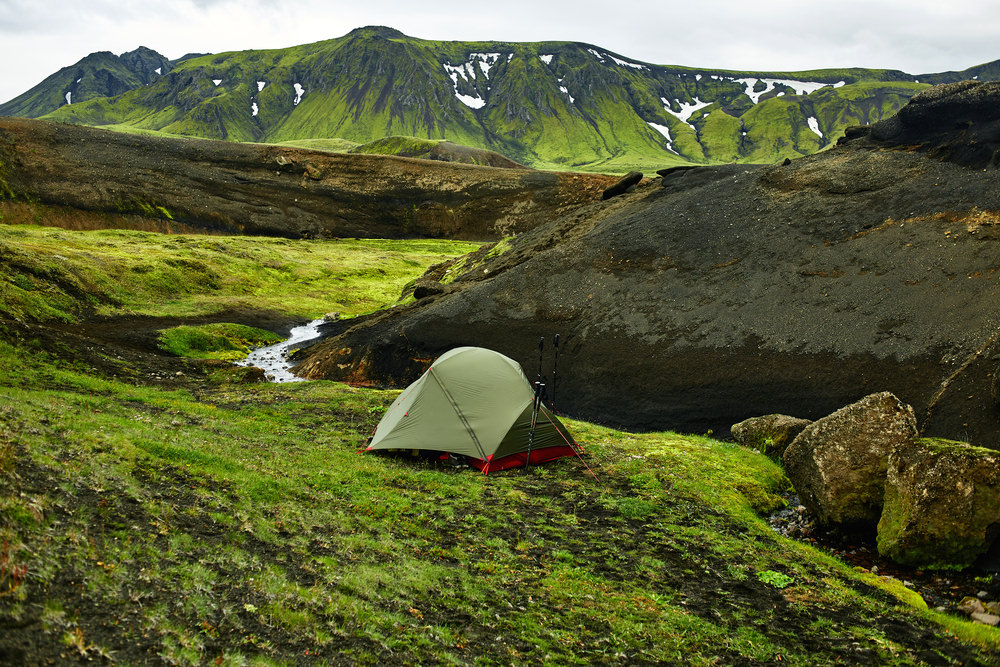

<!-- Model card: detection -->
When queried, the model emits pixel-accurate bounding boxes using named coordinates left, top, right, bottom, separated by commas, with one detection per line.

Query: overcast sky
left=1, top=0, right=998, bottom=104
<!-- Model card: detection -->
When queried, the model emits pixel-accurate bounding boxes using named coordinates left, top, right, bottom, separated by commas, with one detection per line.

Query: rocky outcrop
left=602, top=171, right=644, bottom=200
left=782, top=393, right=918, bottom=528
left=865, top=81, right=1000, bottom=168
left=0, top=118, right=618, bottom=241
left=877, top=438, right=1000, bottom=569
left=731, top=414, right=811, bottom=458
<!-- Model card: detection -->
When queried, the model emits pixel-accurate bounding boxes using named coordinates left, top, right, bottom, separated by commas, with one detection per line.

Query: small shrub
left=757, top=570, right=795, bottom=589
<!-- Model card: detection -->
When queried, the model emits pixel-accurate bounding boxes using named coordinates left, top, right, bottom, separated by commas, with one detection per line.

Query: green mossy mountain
left=2, top=26, right=996, bottom=169
left=0, top=46, right=172, bottom=118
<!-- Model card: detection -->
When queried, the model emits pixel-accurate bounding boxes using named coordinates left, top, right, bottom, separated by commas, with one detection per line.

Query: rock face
left=731, top=414, right=812, bottom=459
left=294, top=82, right=1000, bottom=448
left=781, top=393, right=918, bottom=528
left=877, top=438, right=1000, bottom=569
left=868, top=81, right=1000, bottom=168
left=0, top=118, right=617, bottom=241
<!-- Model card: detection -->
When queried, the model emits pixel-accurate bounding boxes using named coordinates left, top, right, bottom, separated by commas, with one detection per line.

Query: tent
left=366, top=346, right=580, bottom=473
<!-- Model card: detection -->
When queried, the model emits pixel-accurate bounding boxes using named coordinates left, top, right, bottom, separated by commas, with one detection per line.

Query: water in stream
left=234, top=318, right=326, bottom=383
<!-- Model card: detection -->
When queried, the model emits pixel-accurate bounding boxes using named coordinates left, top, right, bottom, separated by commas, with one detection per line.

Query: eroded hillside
left=0, top=118, right=616, bottom=240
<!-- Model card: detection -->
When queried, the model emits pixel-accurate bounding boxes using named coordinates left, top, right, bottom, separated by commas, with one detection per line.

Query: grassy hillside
left=0, top=222, right=997, bottom=663
left=21, top=27, right=939, bottom=172
left=0, top=225, right=480, bottom=322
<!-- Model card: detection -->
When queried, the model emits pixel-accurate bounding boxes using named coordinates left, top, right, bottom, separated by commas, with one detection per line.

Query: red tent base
left=468, top=445, right=580, bottom=473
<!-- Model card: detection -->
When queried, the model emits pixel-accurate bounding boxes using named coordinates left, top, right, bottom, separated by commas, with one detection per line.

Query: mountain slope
left=4, top=26, right=970, bottom=170
left=0, top=46, right=171, bottom=118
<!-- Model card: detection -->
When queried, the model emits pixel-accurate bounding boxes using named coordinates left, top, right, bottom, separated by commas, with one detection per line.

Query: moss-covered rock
left=731, top=414, right=812, bottom=459
left=877, top=438, right=1000, bottom=569
left=782, top=392, right=917, bottom=528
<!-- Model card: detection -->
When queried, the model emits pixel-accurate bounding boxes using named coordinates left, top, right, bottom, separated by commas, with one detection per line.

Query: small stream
left=234, top=318, right=326, bottom=383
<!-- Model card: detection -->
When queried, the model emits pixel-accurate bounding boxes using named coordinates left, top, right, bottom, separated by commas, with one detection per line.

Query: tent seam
left=428, top=367, right=489, bottom=462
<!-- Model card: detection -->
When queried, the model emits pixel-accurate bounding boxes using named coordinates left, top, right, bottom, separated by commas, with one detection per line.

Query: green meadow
left=0, top=224, right=997, bottom=664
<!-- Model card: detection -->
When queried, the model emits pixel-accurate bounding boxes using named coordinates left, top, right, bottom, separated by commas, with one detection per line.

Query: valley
left=1, top=29, right=1000, bottom=663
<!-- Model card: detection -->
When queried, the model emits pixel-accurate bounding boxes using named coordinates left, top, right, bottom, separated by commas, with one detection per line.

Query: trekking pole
left=551, top=333, right=560, bottom=412
left=525, top=380, right=544, bottom=471
left=536, top=336, right=544, bottom=384
left=525, top=336, right=544, bottom=472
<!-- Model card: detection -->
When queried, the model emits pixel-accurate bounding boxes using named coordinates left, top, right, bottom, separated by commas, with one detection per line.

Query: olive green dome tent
left=365, top=346, right=579, bottom=473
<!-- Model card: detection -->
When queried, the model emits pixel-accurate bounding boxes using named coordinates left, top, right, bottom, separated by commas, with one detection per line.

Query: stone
left=958, top=596, right=987, bottom=615
left=876, top=438, right=1000, bottom=569
left=601, top=171, right=643, bottom=200
left=412, top=282, right=445, bottom=300
left=731, top=414, right=812, bottom=458
left=971, top=612, right=1000, bottom=626
left=782, top=392, right=918, bottom=528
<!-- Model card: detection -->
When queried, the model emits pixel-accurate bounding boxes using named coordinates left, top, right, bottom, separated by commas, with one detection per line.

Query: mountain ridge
left=1, top=27, right=996, bottom=170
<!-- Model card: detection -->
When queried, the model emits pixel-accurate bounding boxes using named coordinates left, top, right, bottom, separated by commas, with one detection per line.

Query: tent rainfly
left=366, top=346, right=580, bottom=473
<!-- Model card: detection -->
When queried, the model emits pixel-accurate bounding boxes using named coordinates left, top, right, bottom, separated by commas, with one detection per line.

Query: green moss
left=0, top=225, right=480, bottom=321
left=917, top=437, right=997, bottom=456
left=157, top=323, right=282, bottom=360
left=856, top=571, right=928, bottom=610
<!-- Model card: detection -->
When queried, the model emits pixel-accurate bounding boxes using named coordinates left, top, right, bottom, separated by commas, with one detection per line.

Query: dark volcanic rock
left=293, top=83, right=1000, bottom=449
left=0, top=118, right=617, bottom=241
left=602, top=171, right=644, bottom=199
left=865, top=80, right=1000, bottom=167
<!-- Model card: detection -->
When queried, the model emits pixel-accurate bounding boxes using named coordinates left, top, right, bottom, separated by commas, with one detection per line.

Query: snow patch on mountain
left=65, top=92, right=71, bottom=105
left=663, top=97, right=711, bottom=126
left=587, top=48, right=646, bottom=70
left=540, top=54, right=554, bottom=65
left=473, top=52, right=502, bottom=77
left=294, top=83, right=305, bottom=105
left=213, top=79, right=222, bottom=86
left=557, top=77, right=575, bottom=104
left=252, top=102, right=259, bottom=117
left=443, top=53, right=505, bottom=109
left=733, top=77, right=846, bottom=103
left=455, top=92, right=486, bottom=109
left=807, top=116, right=823, bottom=137
left=647, top=122, right=678, bottom=153
left=257, top=81, right=267, bottom=92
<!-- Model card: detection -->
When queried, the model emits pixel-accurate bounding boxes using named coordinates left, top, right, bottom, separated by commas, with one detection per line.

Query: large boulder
left=731, top=414, right=812, bottom=458
left=877, top=438, right=1000, bottom=569
left=782, top=392, right=918, bottom=528
left=601, top=171, right=644, bottom=199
